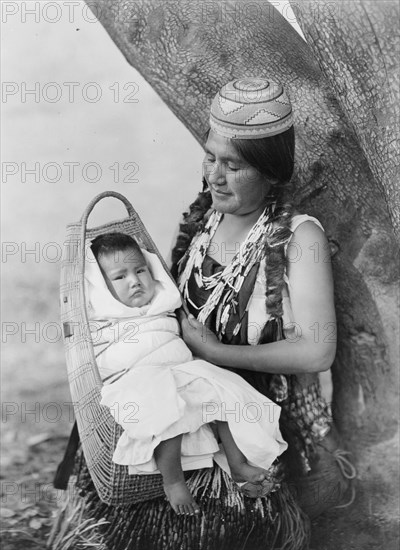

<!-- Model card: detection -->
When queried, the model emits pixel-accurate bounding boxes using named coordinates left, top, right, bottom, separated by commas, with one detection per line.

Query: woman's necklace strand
left=178, top=206, right=276, bottom=335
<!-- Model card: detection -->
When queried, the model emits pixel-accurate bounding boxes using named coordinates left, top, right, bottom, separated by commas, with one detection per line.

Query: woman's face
left=203, top=131, right=271, bottom=217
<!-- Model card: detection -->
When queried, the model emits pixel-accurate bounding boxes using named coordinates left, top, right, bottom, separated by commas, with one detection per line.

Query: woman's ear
left=266, top=176, right=279, bottom=186
left=264, top=177, right=280, bottom=199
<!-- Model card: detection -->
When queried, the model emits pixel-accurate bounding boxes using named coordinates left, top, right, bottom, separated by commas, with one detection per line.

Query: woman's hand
left=175, top=221, right=336, bottom=375
left=179, top=310, right=221, bottom=362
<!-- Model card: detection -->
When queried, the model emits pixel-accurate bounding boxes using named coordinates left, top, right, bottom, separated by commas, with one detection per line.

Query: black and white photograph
left=1, top=1, right=399, bottom=549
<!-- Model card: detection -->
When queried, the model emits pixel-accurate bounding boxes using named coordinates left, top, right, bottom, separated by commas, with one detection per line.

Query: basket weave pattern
left=60, top=191, right=173, bottom=506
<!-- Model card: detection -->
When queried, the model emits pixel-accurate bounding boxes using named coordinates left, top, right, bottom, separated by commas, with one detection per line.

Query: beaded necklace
left=178, top=204, right=276, bottom=338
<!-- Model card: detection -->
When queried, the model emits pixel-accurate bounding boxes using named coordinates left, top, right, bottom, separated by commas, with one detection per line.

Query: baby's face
left=97, top=247, right=156, bottom=308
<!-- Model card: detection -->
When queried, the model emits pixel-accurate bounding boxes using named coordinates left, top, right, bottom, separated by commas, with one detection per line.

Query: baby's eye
left=137, top=267, right=147, bottom=274
left=114, top=275, right=124, bottom=280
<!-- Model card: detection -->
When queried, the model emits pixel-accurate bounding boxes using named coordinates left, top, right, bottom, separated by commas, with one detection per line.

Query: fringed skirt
left=48, top=449, right=311, bottom=550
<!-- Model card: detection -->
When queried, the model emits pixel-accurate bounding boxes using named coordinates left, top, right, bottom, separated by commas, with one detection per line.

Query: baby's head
left=91, top=232, right=156, bottom=308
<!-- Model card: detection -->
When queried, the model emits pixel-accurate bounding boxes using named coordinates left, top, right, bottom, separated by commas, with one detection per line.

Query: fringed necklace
left=178, top=203, right=284, bottom=338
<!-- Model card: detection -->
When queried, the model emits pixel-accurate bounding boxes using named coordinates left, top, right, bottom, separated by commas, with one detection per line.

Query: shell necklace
left=178, top=204, right=275, bottom=338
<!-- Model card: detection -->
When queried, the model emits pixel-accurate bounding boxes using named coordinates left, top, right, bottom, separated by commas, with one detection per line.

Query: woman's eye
left=205, top=155, right=215, bottom=164
left=227, top=164, right=239, bottom=171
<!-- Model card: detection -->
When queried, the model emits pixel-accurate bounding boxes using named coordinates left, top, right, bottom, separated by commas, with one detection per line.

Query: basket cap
left=209, top=78, right=293, bottom=139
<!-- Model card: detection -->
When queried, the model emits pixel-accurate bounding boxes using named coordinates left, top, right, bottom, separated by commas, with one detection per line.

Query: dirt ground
left=1, top=258, right=72, bottom=549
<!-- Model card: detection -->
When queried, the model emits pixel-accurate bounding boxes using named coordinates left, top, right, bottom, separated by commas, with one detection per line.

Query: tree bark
left=290, top=0, right=400, bottom=238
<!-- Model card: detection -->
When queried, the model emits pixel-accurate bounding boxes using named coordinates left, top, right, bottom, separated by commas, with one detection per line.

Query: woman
left=171, top=77, right=351, bottom=508
left=54, top=78, right=352, bottom=550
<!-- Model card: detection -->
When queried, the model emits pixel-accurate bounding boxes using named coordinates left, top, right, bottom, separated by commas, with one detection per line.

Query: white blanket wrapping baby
left=85, top=245, right=287, bottom=475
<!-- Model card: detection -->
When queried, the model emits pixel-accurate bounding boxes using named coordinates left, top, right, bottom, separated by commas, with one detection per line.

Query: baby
left=86, top=232, right=287, bottom=515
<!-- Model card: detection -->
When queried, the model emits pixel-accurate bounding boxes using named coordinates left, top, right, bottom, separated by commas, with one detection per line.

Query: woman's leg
left=154, top=435, right=200, bottom=515
left=216, top=421, right=274, bottom=495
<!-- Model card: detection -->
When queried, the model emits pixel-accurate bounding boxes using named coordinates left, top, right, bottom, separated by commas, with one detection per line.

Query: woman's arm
left=181, top=221, right=336, bottom=374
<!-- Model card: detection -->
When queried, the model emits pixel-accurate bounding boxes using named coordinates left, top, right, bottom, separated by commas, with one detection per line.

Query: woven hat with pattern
left=210, top=78, right=293, bottom=139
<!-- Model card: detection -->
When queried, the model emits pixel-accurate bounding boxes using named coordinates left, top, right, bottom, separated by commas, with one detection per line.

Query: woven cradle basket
left=60, top=191, right=171, bottom=506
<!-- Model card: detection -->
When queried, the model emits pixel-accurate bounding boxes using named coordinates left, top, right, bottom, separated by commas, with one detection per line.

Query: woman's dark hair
left=233, top=126, right=295, bottom=185
left=203, top=126, right=295, bottom=205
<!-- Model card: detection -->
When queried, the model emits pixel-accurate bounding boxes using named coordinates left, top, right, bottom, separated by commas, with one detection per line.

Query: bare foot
left=231, top=462, right=273, bottom=498
left=230, top=461, right=268, bottom=485
left=164, top=480, right=200, bottom=516
left=238, top=479, right=274, bottom=498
